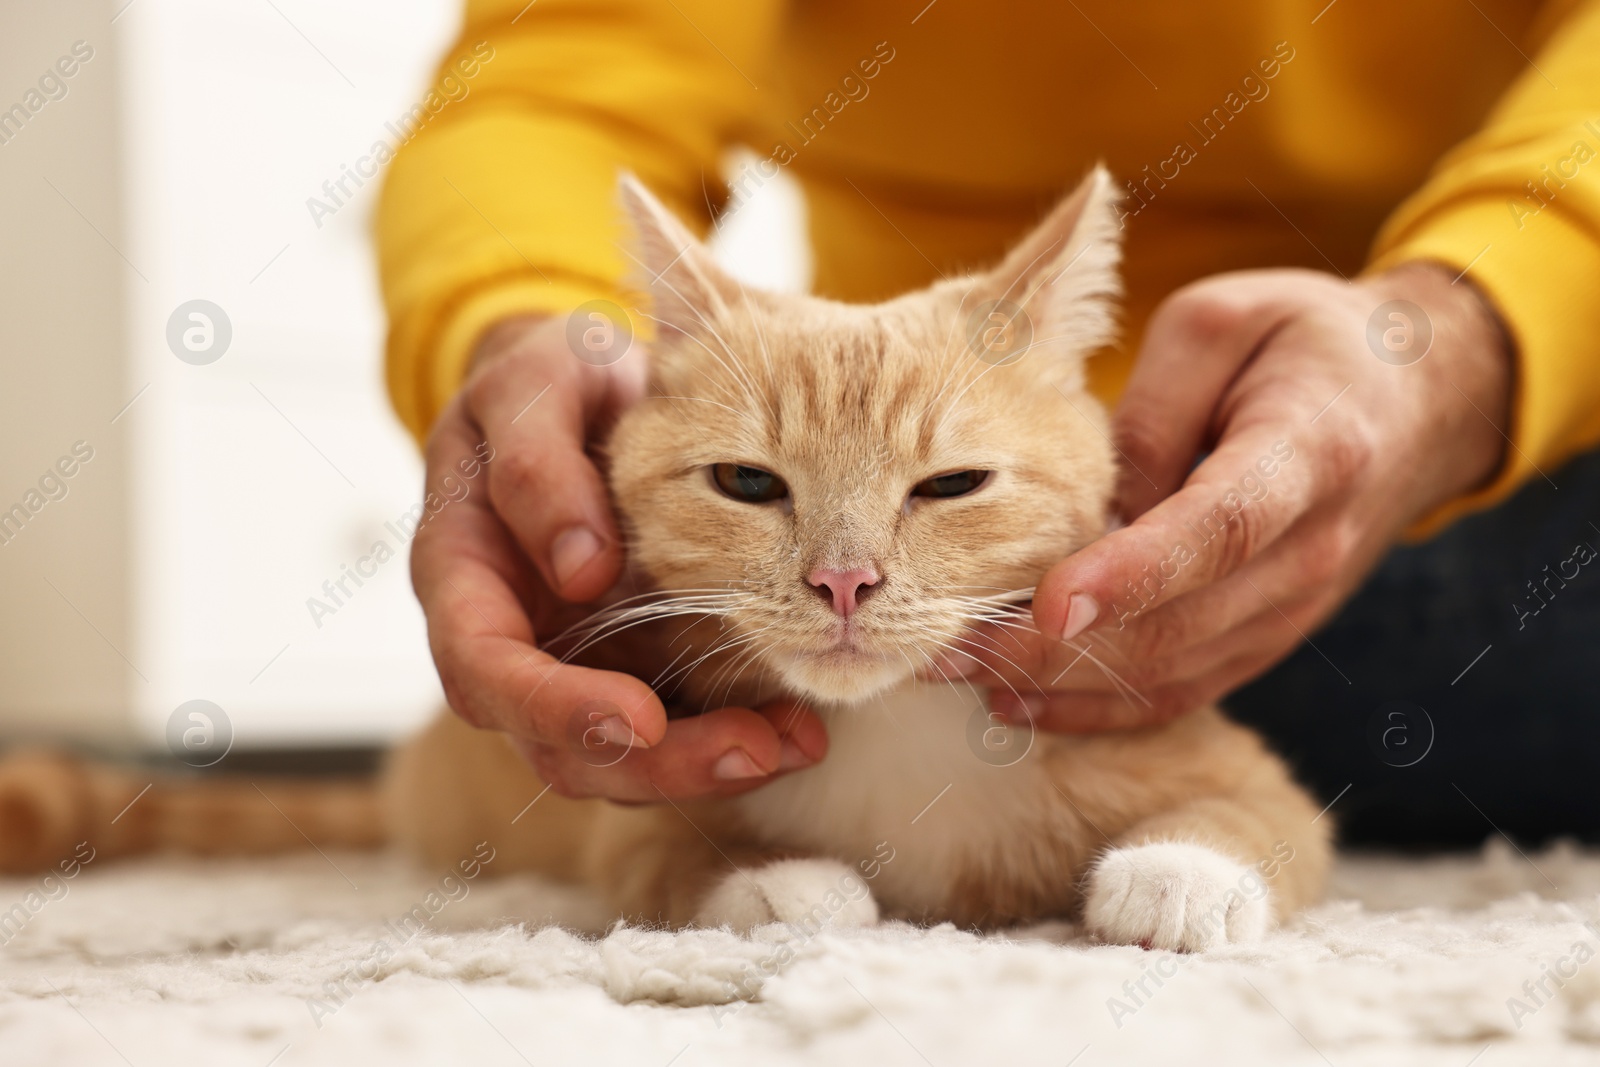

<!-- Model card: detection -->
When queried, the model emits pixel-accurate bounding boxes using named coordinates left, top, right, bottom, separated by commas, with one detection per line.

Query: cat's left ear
left=617, top=173, right=740, bottom=342
left=978, top=165, right=1124, bottom=363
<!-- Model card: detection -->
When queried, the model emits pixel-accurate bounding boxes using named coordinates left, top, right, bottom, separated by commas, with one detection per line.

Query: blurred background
left=0, top=0, right=807, bottom=758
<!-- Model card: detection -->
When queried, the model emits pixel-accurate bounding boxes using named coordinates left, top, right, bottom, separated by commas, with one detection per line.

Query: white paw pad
left=695, top=858, right=880, bottom=934
left=1084, top=842, right=1271, bottom=952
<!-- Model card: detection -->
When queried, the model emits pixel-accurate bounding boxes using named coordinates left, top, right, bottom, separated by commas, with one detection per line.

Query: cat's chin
left=771, top=650, right=912, bottom=706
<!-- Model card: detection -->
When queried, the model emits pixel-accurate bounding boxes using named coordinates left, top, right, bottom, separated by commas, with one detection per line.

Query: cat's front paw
left=1084, top=842, right=1271, bottom=952
left=695, top=858, right=880, bottom=934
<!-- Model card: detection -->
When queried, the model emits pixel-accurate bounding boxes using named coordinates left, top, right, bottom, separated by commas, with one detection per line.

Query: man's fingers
left=928, top=623, right=1095, bottom=687
left=1113, top=274, right=1300, bottom=519
left=416, top=375, right=827, bottom=805
left=943, top=623, right=1133, bottom=697
left=1131, top=592, right=1342, bottom=697
left=952, top=586, right=1292, bottom=699
left=979, top=558, right=1343, bottom=730
left=428, top=563, right=669, bottom=746
left=989, top=645, right=1284, bottom=733
left=993, top=511, right=1343, bottom=689
left=517, top=705, right=810, bottom=802
left=431, top=570, right=669, bottom=747
left=466, top=323, right=628, bottom=603
left=987, top=681, right=1174, bottom=733
left=755, top=699, right=830, bottom=769
left=411, top=437, right=670, bottom=746
left=950, top=518, right=1346, bottom=737
left=1033, top=426, right=1314, bottom=644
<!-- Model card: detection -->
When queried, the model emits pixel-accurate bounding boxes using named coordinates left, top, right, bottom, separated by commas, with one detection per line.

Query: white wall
left=1, top=0, right=138, bottom=744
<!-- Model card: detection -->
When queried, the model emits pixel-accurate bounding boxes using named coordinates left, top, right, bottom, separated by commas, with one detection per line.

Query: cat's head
left=605, top=169, right=1122, bottom=706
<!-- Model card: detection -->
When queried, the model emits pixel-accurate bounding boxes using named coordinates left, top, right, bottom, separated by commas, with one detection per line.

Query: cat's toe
left=1084, top=842, right=1270, bottom=952
left=694, top=858, right=879, bottom=934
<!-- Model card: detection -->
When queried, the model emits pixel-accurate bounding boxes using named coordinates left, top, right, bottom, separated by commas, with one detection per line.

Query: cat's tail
left=0, top=747, right=385, bottom=873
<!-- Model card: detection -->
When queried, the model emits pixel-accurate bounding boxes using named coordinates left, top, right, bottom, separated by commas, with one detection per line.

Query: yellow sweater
left=377, top=0, right=1600, bottom=530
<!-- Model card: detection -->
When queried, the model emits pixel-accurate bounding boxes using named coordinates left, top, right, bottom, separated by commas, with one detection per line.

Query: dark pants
left=1225, top=449, right=1600, bottom=848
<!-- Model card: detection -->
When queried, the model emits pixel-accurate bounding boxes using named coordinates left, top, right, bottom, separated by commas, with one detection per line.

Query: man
left=376, top=0, right=1600, bottom=843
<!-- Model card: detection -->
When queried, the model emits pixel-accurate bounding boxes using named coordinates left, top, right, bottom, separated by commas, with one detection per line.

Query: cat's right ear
left=617, top=173, right=738, bottom=342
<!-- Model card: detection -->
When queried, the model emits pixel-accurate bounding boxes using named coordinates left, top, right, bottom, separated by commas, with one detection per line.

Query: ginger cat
left=0, top=169, right=1328, bottom=952
left=385, top=168, right=1329, bottom=949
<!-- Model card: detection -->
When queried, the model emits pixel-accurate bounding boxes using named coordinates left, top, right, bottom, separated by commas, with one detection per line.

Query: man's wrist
left=1369, top=261, right=1515, bottom=519
left=471, top=314, right=554, bottom=374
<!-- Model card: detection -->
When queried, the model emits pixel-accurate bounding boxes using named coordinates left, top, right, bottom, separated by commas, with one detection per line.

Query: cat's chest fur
left=730, top=683, right=1068, bottom=922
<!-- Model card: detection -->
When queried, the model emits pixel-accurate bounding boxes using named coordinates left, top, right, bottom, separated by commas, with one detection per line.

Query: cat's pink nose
left=807, top=567, right=880, bottom=618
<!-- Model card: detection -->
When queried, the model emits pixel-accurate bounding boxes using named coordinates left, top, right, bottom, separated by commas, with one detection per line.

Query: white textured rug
left=4, top=841, right=1600, bottom=1065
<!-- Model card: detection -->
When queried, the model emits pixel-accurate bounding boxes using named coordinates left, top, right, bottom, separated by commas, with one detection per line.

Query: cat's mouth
left=768, top=631, right=912, bottom=704
left=799, top=640, right=880, bottom=662
left=809, top=619, right=866, bottom=650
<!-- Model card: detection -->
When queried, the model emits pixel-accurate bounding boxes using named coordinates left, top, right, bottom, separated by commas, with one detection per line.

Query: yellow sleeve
left=375, top=0, right=781, bottom=443
left=1368, top=1, right=1600, bottom=535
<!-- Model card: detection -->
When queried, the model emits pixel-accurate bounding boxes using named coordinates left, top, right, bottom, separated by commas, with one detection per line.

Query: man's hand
left=411, top=315, right=826, bottom=801
left=968, top=264, right=1513, bottom=730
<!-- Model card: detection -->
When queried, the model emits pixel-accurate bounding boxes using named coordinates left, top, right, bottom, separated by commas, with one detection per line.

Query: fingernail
left=713, top=748, right=767, bottom=780
left=551, top=526, right=603, bottom=590
left=597, top=715, right=647, bottom=749
left=1058, top=593, right=1100, bottom=643
left=778, top=739, right=814, bottom=771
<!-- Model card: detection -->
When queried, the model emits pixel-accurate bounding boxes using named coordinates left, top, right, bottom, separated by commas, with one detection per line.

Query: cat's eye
left=911, top=469, right=989, bottom=499
left=711, top=463, right=789, bottom=503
